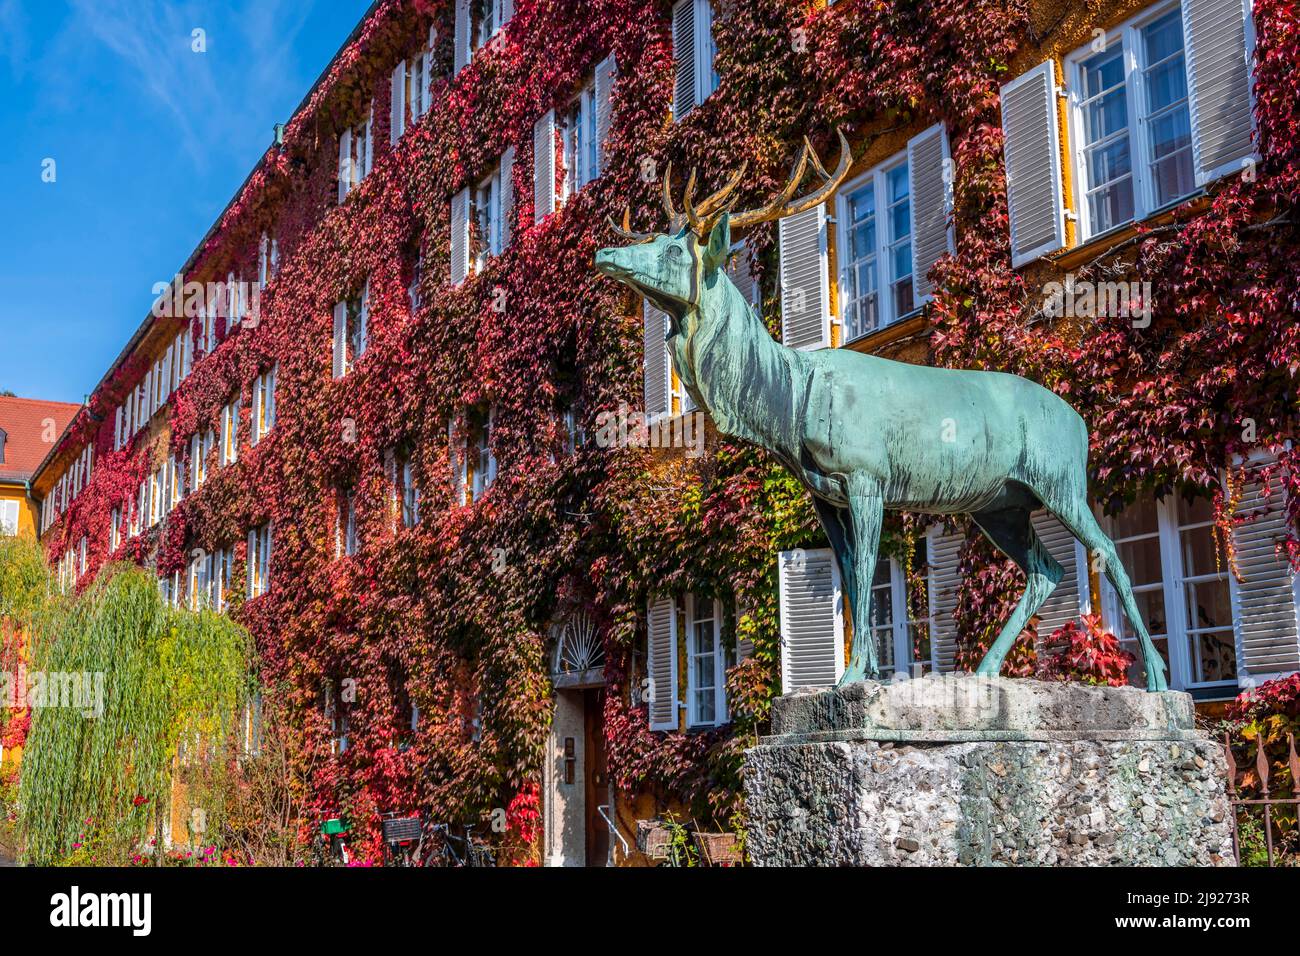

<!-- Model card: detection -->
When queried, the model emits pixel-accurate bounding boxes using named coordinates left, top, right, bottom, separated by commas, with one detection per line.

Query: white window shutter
left=454, top=0, right=471, bottom=74
left=726, top=242, right=759, bottom=308
left=1000, top=60, right=1067, bottom=268
left=1183, top=0, right=1256, bottom=185
left=359, top=279, right=370, bottom=352
left=1030, top=510, right=1087, bottom=639
left=642, top=302, right=671, bottom=420
left=450, top=187, right=470, bottom=285
left=391, top=60, right=407, bottom=143
left=907, top=122, right=955, bottom=304
left=246, top=529, right=256, bottom=597
left=646, top=597, right=679, bottom=730
left=1229, top=464, right=1300, bottom=682
left=500, top=146, right=515, bottom=248
left=270, top=238, right=279, bottom=277
left=672, top=0, right=696, bottom=120
left=926, top=525, right=966, bottom=672
left=332, top=303, right=346, bottom=378
left=777, top=204, right=831, bottom=350
left=421, top=27, right=435, bottom=112
left=363, top=105, right=374, bottom=176
left=502, top=0, right=514, bottom=22
left=595, top=53, right=617, bottom=174
left=778, top=548, right=845, bottom=692
left=337, top=129, right=352, bottom=203
left=533, top=110, right=556, bottom=223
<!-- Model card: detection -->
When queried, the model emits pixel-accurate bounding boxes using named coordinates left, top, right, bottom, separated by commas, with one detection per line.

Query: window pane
left=1183, top=576, right=1232, bottom=631
left=1116, top=535, right=1163, bottom=588
left=1191, top=630, right=1237, bottom=684
left=1111, top=501, right=1159, bottom=538
left=1087, top=176, right=1135, bottom=233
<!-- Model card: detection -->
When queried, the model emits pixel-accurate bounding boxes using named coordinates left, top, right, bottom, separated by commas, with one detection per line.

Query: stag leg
left=1048, top=503, right=1170, bottom=692
left=839, top=491, right=883, bottom=685
left=971, top=506, right=1063, bottom=677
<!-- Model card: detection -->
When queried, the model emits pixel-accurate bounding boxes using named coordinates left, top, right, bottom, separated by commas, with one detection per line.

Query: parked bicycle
left=422, top=821, right=496, bottom=868
left=380, top=813, right=425, bottom=867
left=312, top=817, right=351, bottom=866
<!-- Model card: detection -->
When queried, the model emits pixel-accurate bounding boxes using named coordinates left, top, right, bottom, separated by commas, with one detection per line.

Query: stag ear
left=701, top=212, right=731, bottom=275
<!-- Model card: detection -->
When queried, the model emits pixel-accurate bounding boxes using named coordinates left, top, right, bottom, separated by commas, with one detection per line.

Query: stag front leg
left=839, top=489, right=883, bottom=685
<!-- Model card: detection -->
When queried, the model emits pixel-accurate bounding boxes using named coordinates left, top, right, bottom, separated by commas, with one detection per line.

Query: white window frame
left=834, top=150, right=919, bottom=343
left=473, top=165, right=504, bottom=271
left=1065, top=0, right=1198, bottom=242
left=0, top=500, right=18, bottom=537
left=473, top=0, right=510, bottom=53
left=685, top=595, right=727, bottom=728
left=1102, top=494, right=1239, bottom=693
left=248, top=523, right=272, bottom=599
left=252, top=366, right=277, bottom=445
left=471, top=409, right=496, bottom=502
left=220, top=398, right=240, bottom=467
left=559, top=81, right=598, bottom=202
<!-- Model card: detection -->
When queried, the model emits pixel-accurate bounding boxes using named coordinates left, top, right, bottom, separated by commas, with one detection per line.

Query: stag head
left=594, top=129, right=852, bottom=316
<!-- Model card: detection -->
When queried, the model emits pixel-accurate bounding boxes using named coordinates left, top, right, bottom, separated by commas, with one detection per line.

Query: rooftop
left=0, top=395, right=81, bottom=483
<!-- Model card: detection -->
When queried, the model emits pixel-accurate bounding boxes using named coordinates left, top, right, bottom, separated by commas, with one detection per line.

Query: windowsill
left=1185, top=683, right=1239, bottom=703
left=1052, top=190, right=1210, bottom=271
left=840, top=311, right=928, bottom=354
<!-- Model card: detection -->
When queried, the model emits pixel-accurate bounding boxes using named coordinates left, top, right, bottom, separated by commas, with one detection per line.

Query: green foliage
left=4, top=539, right=252, bottom=865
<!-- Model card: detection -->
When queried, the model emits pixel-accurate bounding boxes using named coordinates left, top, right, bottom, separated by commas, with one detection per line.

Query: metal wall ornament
left=553, top=610, right=604, bottom=674
left=594, top=130, right=1168, bottom=691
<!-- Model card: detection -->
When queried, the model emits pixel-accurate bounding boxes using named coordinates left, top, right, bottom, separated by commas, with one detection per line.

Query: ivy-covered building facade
left=29, top=0, right=1300, bottom=865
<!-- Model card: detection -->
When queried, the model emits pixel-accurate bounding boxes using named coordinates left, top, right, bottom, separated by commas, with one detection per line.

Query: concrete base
left=745, top=676, right=1234, bottom=866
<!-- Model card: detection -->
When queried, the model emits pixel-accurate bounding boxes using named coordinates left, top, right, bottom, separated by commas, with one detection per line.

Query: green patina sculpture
left=594, top=132, right=1168, bottom=692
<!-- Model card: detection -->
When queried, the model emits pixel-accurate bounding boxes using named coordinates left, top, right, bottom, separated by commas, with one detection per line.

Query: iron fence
left=1224, top=731, right=1300, bottom=866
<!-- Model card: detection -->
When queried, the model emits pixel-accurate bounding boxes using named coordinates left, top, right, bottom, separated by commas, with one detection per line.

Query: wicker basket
left=692, top=830, right=741, bottom=866
left=636, top=820, right=673, bottom=861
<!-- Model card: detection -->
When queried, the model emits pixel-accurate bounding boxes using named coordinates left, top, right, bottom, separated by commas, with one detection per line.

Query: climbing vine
left=29, top=0, right=1300, bottom=850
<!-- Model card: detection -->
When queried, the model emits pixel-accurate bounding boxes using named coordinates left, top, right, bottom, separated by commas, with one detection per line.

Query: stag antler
left=607, top=206, right=658, bottom=244
left=607, top=130, right=853, bottom=243
left=725, top=129, right=853, bottom=232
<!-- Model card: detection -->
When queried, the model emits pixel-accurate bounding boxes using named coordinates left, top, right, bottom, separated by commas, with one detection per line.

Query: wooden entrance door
left=583, top=688, right=609, bottom=866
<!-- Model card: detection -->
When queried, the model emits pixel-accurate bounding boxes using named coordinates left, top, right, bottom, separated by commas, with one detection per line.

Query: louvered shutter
left=1229, top=466, right=1300, bottom=679
left=359, top=279, right=370, bottom=354
left=454, top=0, right=471, bottom=74
left=337, top=129, right=352, bottom=203
left=1030, top=510, right=1087, bottom=638
left=421, top=27, right=435, bottom=113
left=778, top=548, right=845, bottom=692
left=646, top=597, right=679, bottom=730
left=363, top=106, right=374, bottom=177
left=777, top=205, right=831, bottom=350
left=533, top=110, right=555, bottom=223
left=672, top=0, right=696, bottom=120
left=1000, top=61, right=1067, bottom=268
left=246, top=529, right=256, bottom=597
left=907, top=123, right=955, bottom=303
left=502, top=0, right=514, bottom=22
left=595, top=53, right=617, bottom=174
left=927, top=525, right=966, bottom=672
left=332, top=303, right=346, bottom=378
left=391, top=60, right=406, bottom=143
left=270, top=239, right=279, bottom=277
left=727, top=242, right=759, bottom=308
left=500, top=146, right=515, bottom=248
left=642, top=302, right=671, bottom=420
left=114, top=406, right=123, bottom=451
left=1183, top=0, right=1256, bottom=185
left=450, top=187, right=470, bottom=285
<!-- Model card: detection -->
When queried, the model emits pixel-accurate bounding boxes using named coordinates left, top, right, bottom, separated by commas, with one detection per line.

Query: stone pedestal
left=744, top=676, right=1235, bottom=866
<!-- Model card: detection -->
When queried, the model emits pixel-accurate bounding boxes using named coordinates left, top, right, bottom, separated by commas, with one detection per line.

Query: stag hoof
left=1143, top=657, right=1170, bottom=693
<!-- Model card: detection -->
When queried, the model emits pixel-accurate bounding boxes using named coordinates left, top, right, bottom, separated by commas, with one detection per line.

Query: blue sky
left=0, top=0, right=373, bottom=404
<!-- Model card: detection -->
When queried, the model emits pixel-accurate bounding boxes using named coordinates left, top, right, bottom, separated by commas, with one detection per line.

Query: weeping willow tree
left=1, top=538, right=252, bottom=865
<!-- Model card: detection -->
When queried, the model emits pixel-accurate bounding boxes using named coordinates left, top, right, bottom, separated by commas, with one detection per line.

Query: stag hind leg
left=812, top=490, right=883, bottom=685
left=971, top=505, right=1064, bottom=677
left=1047, top=501, right=1170, bottom=692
